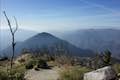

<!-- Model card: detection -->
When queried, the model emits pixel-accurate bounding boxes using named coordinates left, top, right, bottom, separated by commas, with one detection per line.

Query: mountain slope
left=1, top=32, right=94, bottom=57
left=0, top=29, right=37, bottom=51
left=59, top=29, right=120, bottom=58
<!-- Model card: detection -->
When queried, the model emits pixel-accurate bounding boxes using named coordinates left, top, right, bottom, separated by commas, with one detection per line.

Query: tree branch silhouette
left=3, top=11, right=18, bottom=80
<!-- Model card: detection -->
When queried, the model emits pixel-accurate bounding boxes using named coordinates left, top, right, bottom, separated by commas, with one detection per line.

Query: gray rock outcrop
left=84, top=66, right=118, bottom=80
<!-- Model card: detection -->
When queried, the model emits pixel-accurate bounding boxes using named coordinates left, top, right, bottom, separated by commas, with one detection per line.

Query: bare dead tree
left=3, top=11, right=18, bottom=77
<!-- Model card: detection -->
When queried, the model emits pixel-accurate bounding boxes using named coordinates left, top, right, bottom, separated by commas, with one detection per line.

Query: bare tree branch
left=13, top=16, right=18, bottom=34
left=3, top=11, right=14, bottom=35
left=3, top=11, right=18, bottom=80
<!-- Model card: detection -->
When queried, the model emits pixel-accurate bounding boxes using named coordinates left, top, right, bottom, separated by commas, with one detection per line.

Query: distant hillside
left=59, top=29, right=120, bottom=59
left=0, top=29, right=37, bottom=51
left=1, top=32, right=94, bottom=57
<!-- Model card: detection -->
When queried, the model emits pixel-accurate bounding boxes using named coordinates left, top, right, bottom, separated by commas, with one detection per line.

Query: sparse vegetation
left=103, top=50, right=112, bottom=67
left=0, top=70, right=9, bottom=80
left=113, top=63, right=120, bottom=73
left=0, top=50, right=120, bottom=80
left=37, top=59, right=49, bottom=69
left=59, top=66, right=92, bottom=80
left=25, top=59, right=36, bottom=69
left=0, top=63, right=26, bottom=80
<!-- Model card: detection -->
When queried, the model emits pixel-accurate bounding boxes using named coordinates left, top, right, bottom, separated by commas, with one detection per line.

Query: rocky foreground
left=24, top=66, right=120, bottom=80
left=84, top=66, right=119, bottom=80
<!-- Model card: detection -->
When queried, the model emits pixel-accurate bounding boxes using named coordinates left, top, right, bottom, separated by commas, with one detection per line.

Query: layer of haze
left=0, top=0, right=120, bottom=32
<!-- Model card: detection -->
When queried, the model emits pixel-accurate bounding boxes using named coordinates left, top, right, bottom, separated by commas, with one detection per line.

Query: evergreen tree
left=103, top=50, right=112, bottom=67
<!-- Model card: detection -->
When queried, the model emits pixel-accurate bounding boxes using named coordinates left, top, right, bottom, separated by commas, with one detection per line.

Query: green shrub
left=0, top=58, right=26, bottom=80
left=25, top=58, right=50, bottom=69
left=59, top=66, right=92, bottom=80
left=18, top=58, right=25, bottom=63
left=14, top=72, right=25, bottom=80
left=25, top=60, right=36, bottom=69
left=37, top=59, right=49, bottom=69
left=0, top=70, right=9, bottom=80
left=113, top=63, right=120, bottom=73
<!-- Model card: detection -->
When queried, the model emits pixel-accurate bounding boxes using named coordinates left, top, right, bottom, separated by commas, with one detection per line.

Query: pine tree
left=103, top=50, right=112, bottom=67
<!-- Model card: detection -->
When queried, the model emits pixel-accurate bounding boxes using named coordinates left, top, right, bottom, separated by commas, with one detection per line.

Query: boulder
left=118, top=73, right=120, bottom=80
left=84, top=66, right=118, bottom=80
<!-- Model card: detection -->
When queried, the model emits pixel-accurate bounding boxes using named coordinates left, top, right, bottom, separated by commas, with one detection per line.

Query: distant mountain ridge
left=59, top=29, right=120, bottom=59
left=1, top=29, right=120, bottom=59
left=1, top=32, right=94, bottom=57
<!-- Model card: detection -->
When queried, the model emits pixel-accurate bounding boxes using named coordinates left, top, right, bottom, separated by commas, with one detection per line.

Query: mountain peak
left=40, top=32, right=52, bottom=36
left=34, top=32, right=54, bottom=38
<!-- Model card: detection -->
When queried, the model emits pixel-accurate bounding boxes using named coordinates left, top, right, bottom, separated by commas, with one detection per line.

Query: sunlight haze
left=1, top=0, right=120, bottom=32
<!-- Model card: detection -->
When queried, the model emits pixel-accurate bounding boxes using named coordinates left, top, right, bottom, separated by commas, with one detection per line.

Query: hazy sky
left=1, top=0, right=120, bottom=32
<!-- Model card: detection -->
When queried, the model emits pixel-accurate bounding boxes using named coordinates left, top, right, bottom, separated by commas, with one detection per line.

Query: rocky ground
left=25, top=67, right=59, bottom=80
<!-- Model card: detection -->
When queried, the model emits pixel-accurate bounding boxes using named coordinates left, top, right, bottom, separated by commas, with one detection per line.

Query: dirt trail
left=25, top=67, right=59, bottom=80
